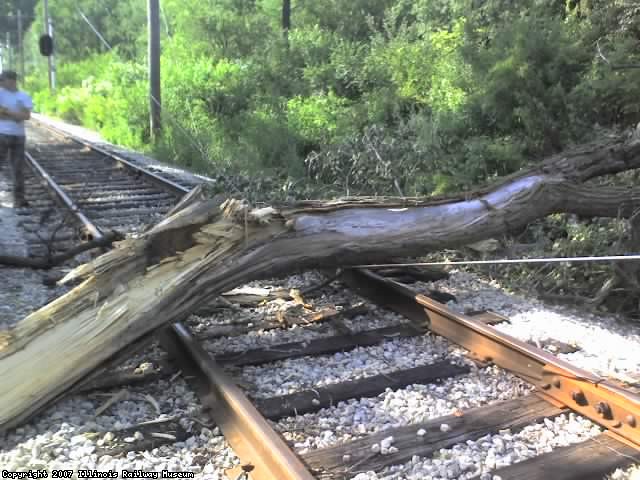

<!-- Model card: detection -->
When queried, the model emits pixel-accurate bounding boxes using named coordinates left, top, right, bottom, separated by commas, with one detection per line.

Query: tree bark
left=2, top=136, right=640, bottom=431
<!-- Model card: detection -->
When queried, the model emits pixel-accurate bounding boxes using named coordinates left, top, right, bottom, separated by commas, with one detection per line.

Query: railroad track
left=3, top=118, right=640, bottom=479
left=18, top=119, right=197, bottom=259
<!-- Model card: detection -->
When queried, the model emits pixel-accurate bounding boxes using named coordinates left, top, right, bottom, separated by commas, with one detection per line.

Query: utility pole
left=6, top=32, right=11, bottom=69
left=17, top=10, right=25, bottom=79
left=148, top=0, right=161, bottom=137
left=282, top=0, right=291, bottom=44
left=43, top=0, right=56, bottom=91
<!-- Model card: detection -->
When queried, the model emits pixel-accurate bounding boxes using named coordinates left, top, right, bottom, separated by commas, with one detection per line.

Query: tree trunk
left=2, top=136, right=640, bottom=431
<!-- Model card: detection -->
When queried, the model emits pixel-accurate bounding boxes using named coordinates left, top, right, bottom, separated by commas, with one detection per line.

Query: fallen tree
left=2, top=135, right=640, bottom=431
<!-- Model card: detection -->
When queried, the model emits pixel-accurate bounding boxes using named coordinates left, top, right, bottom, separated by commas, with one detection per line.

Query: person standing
left=0, top=70, right=33, bottom=207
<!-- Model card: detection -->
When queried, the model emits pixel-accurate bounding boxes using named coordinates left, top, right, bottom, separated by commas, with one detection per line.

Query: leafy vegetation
left=16, top=0, right=640, bottom=195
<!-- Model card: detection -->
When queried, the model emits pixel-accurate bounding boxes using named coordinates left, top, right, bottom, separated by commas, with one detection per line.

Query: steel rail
left=30, top=117, right=190, bottom=197
left=342, top=268, right=640, bottom=450
left=24, top=151, right=105, bottom=242
left=158, top=322, right=315, bottom=480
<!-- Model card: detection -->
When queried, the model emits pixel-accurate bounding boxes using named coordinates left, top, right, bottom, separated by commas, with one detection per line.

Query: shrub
left=287, top=92, right=355, bottom=147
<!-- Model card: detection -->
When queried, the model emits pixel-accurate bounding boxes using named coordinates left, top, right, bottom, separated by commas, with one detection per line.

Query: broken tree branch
left=596, top=38, right=640, bottom=70
left=0, top=231, right=123, bottom=269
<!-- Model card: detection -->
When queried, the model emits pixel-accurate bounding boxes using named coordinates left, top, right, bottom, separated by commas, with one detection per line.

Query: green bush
left=466, top=13, right=589, bottom=154
left=570, top=36, right=640, bottom=129
left=287, top=92, right=354, bottom=147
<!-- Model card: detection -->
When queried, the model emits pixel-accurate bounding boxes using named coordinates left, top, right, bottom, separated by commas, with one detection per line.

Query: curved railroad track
left=2, top=118, right=639, bottom=480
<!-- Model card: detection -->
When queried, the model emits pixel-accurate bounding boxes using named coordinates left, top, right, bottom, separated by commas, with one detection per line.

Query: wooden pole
left=49, top=18, right=56, bottom=91
left=282, top=0, right=291, bottom=43
left=5, top=32, right=11, bottom=69
left=148, top=0, right=161, bottom=138
left=43, top=0, right=54, bottom=92
left=17, top=10, right=24, bottom=80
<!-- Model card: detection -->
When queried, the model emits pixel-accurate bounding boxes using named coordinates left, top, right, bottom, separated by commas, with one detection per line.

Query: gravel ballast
left=366, top=413, right=602, bottom=480
left=0, top=171, right=55, bottom=328
left=277, top=365, right=531, bottom=452
left=239, top=334, right=464, bottom=398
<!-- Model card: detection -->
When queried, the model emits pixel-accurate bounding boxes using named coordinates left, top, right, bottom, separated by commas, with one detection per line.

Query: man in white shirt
left=0, top=70, right=33, bottom=207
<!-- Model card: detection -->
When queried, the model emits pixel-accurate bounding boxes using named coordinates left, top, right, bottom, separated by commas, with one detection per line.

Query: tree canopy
left=0, top=0, right=38, bottom=46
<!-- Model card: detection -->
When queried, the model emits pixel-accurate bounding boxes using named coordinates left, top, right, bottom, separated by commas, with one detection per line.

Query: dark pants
left=0, top=134, right=26, bottom=202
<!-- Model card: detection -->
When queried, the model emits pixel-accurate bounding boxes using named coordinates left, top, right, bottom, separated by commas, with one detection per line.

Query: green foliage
left=570, top=36, right=640, bottom=129
left=0, top=0, right=38, bottom=47
left=22, top=0, right=640, bottom=199
left=287, top=92, right=354, bottom=146
left=466, top=13, right=589, bottom=154
left=30, top=55, right=148, bottom=148
left=162, top=0, right=274, bottom=58
left=30, top=0, right=147, bottom=61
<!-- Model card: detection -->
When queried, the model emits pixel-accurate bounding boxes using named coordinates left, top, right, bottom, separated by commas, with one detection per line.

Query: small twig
left=590, top=275, right=618, bottom=307
left=95, top=389, right=128, bottom=417
left=150, top=432, right=176, bottom=441
left=216, top=295, right=242, bottom=310
left=393, top=178, right=404, bottom=197
left=596, top=38, right=640, bottom=70
left=189, top=416, right=215, bottom=428
left=48, top=213, right=72, bottom=254
left=140, top=394, right=162, bottom=416
left=596, top=39, right=611, bottom=66
left=244, top=206, right=249, bottom=248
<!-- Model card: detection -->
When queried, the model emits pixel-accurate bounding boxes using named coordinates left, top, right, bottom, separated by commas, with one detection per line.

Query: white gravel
left=610, top=466, right=640, bottom=480
left=277, top=365, right=531, bottom=451
left=0, top=171, right=59, bottom=328
left=0, top=375, right=240, bottom=478
left=363, top=413, right=602, bottom=480
left=239, top=334, right=465, bottom=398
left=425, top=271, right=640, bottom=386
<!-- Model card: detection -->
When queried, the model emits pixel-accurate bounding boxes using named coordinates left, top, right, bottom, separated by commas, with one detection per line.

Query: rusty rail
left=24, top=151, right=105, bottom=242
left=158, top=322, right=315, bottom=480
left=31, top=117, right=190, bottom=197
left=342, top=268, right=640, bottom=449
